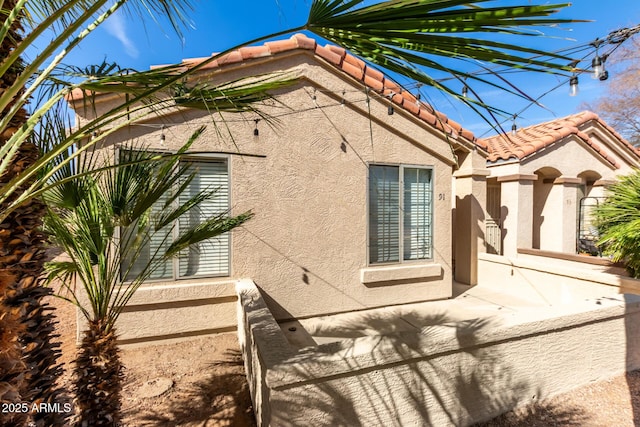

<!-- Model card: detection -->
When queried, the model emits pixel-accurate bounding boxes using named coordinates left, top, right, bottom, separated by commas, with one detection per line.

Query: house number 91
left=438, top=193, right=445, bottom=201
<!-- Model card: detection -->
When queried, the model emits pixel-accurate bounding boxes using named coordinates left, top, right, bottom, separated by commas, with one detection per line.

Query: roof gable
left=173, top=34, right=477, bottom=145
left=479, top=111, right=640, bottom=168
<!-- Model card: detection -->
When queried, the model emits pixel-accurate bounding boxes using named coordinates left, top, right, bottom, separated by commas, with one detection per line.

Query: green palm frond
left=118, top=0, right=196, bottom=41
left=174, top=74, right=299, bottom=112
left=44, top=131, right=251, bottom=332
left=2, top=0, right=290, bottom=224
left=305, top=0, right=581, bottom=118
left=165, top=211, right=254, bottom=258
left=0, top=66, right=297, bottom=223
left=594, top=171, right=640, bottom=277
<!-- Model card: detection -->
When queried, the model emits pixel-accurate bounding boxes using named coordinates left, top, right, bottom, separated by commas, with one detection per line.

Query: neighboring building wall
left=496, top=174, right=536, bottom=258
left=73, top=53, right=464, bottom=341
left=487, top=129, right=637, bottom=258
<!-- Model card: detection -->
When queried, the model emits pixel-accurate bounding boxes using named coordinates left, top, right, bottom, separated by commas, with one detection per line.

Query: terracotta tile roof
left=183, top=33, right=477, bottom=143
left=66, top=34, right=477, bottom=143
left=479, top=111, right=640, bottom=168
left=66, top=33, right=476, bottom=144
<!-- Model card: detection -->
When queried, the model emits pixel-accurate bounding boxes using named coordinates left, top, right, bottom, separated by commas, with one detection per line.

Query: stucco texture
left=73, top=51, right=467, bottom=340
left=237, top=278, right=640, bottom=427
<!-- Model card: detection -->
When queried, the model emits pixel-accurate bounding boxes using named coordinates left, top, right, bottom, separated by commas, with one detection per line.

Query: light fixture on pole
left=461, top=77, right=468, bottom=98
left=415, top=83, right=422, bottom=107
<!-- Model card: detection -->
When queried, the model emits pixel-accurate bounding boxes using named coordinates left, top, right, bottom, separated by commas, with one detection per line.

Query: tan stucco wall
left=74, top=52, right=465, bottom=341
left=487, top=130, right=640, bottom=257
left=519, top=135, right=620, bottom=179
left=453, top=149, right=489, bottom=285
left=477, top=252, right=637, bottom=300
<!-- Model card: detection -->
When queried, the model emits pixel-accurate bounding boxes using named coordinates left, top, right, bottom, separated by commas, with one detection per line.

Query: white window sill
left=360, top=263, right=442, bottom=285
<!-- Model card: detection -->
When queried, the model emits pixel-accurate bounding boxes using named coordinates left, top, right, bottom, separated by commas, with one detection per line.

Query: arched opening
left=532, top=167, right=562, bottom=250
left=577, top=170, right=602, bottom=199
left=577, top=171, right=603, bottom=255
left=485, top=177, right=502, bottom=255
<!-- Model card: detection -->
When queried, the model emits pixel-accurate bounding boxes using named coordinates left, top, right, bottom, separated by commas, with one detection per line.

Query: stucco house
left=65, top=34, right=640, bottom=426
left=480, top=112, right=640, bottom=258
left=67, top=33, right=489, bottom=344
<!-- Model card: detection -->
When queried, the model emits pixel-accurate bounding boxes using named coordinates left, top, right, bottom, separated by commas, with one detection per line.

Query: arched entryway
left=577, top=171, right=603, bottom=254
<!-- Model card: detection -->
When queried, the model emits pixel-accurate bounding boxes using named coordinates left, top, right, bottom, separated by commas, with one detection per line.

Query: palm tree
left=44, top=130, right=254, bottom=426
left=1, top=2, right=292, bottom=423
left=3, top=0, right=581, bottom=221
left=0, top=2, right=213, bottom=425
left=0, top=2, right=60, bottom=425
left=594, top=170, right=640, bottom=278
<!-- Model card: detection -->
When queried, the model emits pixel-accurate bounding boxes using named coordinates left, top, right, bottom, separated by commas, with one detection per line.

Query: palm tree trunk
left=0, top=299, right=26, bottom=426
left=0, top=2, right=66, bottom=425
left=73, top=321, right=123, bottom=427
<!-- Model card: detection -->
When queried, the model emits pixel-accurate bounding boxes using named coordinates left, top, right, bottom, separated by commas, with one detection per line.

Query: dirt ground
left=48, top=283, right=255, bottom=427
left=47, top=282, right=640, bottom=426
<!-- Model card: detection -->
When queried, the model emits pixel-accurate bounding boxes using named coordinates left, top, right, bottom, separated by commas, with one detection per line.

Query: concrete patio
left=278, top=281, right=629, bottom=349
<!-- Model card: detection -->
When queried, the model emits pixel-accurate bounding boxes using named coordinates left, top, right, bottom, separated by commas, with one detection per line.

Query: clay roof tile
left=343, top=54, right=366, bottom=70
left=341, top=60, right=365, bottom=81
left=216, top=51, right=243, bottom=66
left=265, top=39, right=298, bottom=54
left=363, top=74, right=384, bottom=92
left=326, top=45, right=347, bottom=59
left=70, top=32, right=478, bottom=146
left=239, top=46, right=271, bottom=60
left=314, top=44, right=343, bottom=66
left=479, top=111, right=635, bottom=168
left=403, top=100, right=420, bottom=115
left=418, top=109, right=437, bottom=126
left=291, top=33, right=316, bottom=50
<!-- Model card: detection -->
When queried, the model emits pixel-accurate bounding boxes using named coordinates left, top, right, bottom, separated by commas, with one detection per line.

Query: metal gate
left=486, top=185, right=502, bottom=255
left=577, top=197, right=604, bottom=256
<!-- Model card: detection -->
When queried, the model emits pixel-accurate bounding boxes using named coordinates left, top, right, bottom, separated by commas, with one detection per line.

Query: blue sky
left=57, top=1, right=640, bottom=135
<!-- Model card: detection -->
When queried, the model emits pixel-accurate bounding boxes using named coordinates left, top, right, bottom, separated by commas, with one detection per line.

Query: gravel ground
left=477, top=370, right=640, bottom=426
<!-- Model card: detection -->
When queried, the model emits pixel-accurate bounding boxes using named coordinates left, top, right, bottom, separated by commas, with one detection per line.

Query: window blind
left=178, top=160, right=230, bottom=277
left=403, top=167, right=432, bottom=260
left=120, top=155, right=230, bottom=281
left=369, top=165, right=400, bottom=263
left=369, top=164, right=433, bottom=264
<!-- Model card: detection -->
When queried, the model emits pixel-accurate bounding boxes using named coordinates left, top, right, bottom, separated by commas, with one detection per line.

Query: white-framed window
left=120, top=156, right=231, bottom=281
left=368, top=164, right=433, bottom=264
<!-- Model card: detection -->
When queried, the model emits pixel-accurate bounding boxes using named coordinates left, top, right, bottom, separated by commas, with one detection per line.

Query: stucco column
left=553, top=177, right=583, bottom=253
left=453, top=152, right=490, bottom=285
left=497, top=174, right=537, bottom=258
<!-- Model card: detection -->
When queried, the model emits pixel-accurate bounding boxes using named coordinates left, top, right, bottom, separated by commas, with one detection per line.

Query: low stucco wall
left=478, top=252, right=640, bottom=302
left=237, top=279, right=640, bottom=426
